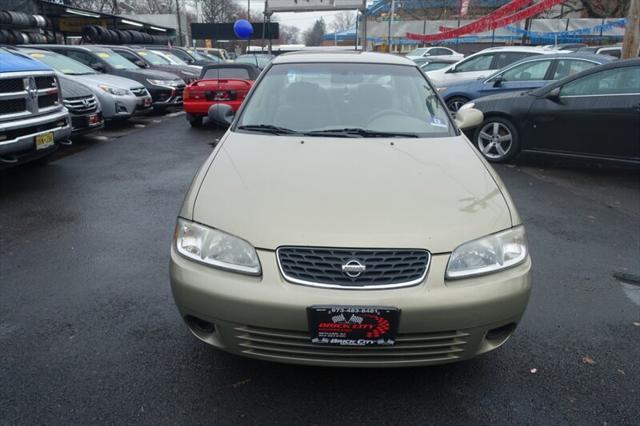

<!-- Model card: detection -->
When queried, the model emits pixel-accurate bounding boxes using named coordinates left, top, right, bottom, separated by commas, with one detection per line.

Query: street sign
left=266, top=0, right=366, bottom=13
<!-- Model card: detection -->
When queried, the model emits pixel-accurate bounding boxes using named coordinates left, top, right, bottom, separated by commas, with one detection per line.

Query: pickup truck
left=0, top=48, right=71, bottom=168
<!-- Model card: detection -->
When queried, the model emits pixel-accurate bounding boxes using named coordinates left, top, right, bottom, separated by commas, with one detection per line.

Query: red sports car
left=183, top=64, right=261, bottom=127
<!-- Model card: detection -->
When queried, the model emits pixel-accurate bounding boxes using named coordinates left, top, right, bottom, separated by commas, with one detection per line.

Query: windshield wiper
left=237, top=124, right=301, bottom=135
left=304, top=128, right=419, bottom=138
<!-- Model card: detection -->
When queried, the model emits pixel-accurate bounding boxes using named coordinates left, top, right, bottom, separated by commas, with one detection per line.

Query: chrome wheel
left=477, top=121, right=513, bottom=160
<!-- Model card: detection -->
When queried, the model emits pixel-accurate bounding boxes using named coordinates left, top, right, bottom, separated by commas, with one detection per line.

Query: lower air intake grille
left=235, top=325, right=468, bottom=364
left=277, top=247, right=430, bottom=289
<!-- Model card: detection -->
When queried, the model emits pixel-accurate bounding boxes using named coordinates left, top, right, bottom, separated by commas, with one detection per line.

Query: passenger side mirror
left=493, top=76, right=504, bottom=87
left=545, top=87, right=561, bottom=102
left=134, top=59, right=148, bottom=68
left=208, top=103, right=235, bottom=127
left=454, top=108, right=484, bottom=130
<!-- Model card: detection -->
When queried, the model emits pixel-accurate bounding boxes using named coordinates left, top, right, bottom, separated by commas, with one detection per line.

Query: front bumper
left=148, top=86, right=184, bottom=107
left=70, top=111, right=104, bottom=135
left=170, top=248, right=532, bottom=367
left=183, top=100, right=242, bottom=116
left=0, top=109, right=71, bottom=158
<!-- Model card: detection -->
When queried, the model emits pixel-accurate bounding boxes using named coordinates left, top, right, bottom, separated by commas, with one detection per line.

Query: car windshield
left=153, top=50, right=187, bottom=65
left=236, top=62, right=454, bottom=138
left=29, top=52, right=96, bottom=75
left=95, top=51, right=138, bottom=70
left=137, top=50, right=170, bottom=65
left=408, top=48, right=429, bottom=56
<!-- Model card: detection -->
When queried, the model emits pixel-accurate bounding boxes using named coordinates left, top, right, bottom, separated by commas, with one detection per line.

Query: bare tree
left=331, top=11, right=356, bottom=33
left=200, top=0, right=241, bottom=23
left=278, top=25, right=300, bottom=44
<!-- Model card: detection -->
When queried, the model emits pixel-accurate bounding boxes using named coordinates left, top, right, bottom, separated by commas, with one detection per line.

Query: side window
left=432, top=48, right=450, bottom=56
left=117, top=51, right=138, bottom=63
left=599, top=48, right=621, bottom=59
left=455, top=54, right=495, bottom=72
left=501, top=60, right=552, bottom=81
left=552, top=59, right=597, bottom=80
left=560, top=66, right=640, bottom=96
left=494, top=52, right=536, bottom=69
left=66, top=51, right=96, bottom=67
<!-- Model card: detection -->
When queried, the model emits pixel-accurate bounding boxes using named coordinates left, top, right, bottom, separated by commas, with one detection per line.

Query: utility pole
left=387, top=0, right=395, bottom=53
left=622, top=0, right=639, bottom=59
left=113, top=0, right=118, bottom=15
left=176, top=0, right=183, bottom=46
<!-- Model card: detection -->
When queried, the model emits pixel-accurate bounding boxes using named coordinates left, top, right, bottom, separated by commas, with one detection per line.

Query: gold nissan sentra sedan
left=170, top=52, right=532, bottom=367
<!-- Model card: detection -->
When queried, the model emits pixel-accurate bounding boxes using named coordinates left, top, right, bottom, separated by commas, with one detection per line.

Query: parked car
left=440, top=52, right=613, bottom=111
left=170, top=52, right=532, bottom=367
left=29, top=45, right=185, bottom=110
left=0, top=49, right=71, bottom=168
left=234, top=53, right=274, bottom=70
left=466, top=58, right=640, bottom=165
left=406, top=46, right=464, bottom=61
left=58, top=77, right=104, bottom=135
left=577, top=44, right=623, bottom=59
left=196, top=47, right=231, bottom=62
left=425, top=46, right=566, bottom=87
left=183, top=64, right=260, bottom=127
left=16, top=47, right=153, bottom=120
left=103, top=46, right=201, bottom=84
left=544, top=43, right=587, bottom=51
left=418, top=58, right=459, bottom=72
left=145, top=46, right=219, bottom=66
left=188, top=49, right=223, bottom=64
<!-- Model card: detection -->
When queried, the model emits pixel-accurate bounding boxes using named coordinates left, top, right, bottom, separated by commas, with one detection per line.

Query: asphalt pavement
left=1, top=115, right=638, bottom=425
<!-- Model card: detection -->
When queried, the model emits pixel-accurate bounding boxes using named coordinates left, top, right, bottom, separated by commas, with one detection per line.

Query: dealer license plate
left=143, top=98, right=152, bottom=107
left=307, top=306, right=400, bottom=346
left=35, top=132, right=54, bottom=150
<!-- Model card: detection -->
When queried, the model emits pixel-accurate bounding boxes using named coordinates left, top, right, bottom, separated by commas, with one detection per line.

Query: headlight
left=446, top=226, right=528, bottom=279
left=436, top=87, right=447, bottom=93
left=459, top=102, right=475, bottom=111
left=174, top=218, right=261, bottom=275
left=98, top=84, right=129, bottom=96
left=147, top=79, right=183, bottom=87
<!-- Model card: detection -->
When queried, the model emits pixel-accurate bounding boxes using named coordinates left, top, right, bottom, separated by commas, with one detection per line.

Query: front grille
left=131, top=87, right=147, bottom=97
left=235, top=325, right=468, bottom=364
left=0, top=78, right=25, bottom=92
left=277, top=247, right=430, bottom=289
left=63, top=95, right=98, bottom=113
left=38, top=94, right=58, bottom=109
left=0, top=98, right=27, bottom=115
left=35, top=76, right=56, bottom=89
left=0, top=118, right=67, bottom=145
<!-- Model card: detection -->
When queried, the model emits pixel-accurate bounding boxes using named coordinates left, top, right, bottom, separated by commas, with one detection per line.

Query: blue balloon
left=233, top=19, right=253, bottom=39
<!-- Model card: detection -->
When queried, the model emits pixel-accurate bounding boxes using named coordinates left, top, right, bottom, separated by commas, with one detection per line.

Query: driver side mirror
left=134, top=59, right=148, bottom=68
left=91, top=62, right=105, bottom=72
left=545, top=87, right=561, bottom=102
left=493, top=76, right=504, bottom=87
left=208, top=103, right=235, bottom=127
left=455, top=108, right=484, bottom=130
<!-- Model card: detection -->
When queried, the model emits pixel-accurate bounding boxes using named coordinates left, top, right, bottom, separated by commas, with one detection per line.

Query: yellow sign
left=30, top=53, right=45, bottom=58
left=97, top=52, right=110, bottom=59
left=58, top=18, right=109, bottom=33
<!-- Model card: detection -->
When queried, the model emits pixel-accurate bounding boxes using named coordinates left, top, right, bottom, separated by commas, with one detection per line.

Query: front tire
left=473, top=117, right=520, bottom=163
left=187, top=114, right=203, bottom=127
left=446, top=96, right=470, bottom=112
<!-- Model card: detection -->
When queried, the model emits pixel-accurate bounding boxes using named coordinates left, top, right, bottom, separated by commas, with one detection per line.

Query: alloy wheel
left=477, top=122, right=513, bottom=160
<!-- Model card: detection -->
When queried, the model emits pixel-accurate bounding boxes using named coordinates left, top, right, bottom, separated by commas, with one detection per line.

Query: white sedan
left=406, top=47, right=464, bottom=62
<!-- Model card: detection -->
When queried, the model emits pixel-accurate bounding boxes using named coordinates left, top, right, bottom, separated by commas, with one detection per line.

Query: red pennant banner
left=409, top=0, right=562, bottom=43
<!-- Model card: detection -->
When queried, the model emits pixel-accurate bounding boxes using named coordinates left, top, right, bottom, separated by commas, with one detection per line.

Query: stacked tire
left=0, top=10, right=56, bottom=44
left=82, top=25, right=170, bottom=45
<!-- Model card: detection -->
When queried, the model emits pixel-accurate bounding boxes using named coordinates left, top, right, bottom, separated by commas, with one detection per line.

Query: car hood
left=70, top=73, right=145, bottom=89
left=121, top=68, right=181, bottom=80
left=192, top=133, right=513, bottom=253
left=57, top=75, right=93, bottom=98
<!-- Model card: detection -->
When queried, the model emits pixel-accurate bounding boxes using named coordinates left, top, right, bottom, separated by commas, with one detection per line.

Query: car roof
left=508, top=52, right=615, bottom=62
left=25, top=44, right=113, bottom=53
left=200, top=63, right=261, bottom=79
left=273, top=51, right=414, bottom=65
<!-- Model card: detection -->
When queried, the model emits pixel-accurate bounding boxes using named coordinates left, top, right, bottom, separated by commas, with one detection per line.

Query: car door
left=528, top=65, right=640, bottom=160
left=479, top=58, right=554, bottom=98
left=65, top=50, right=107, bottom=73
left=114, top=49, right=145, bottom=68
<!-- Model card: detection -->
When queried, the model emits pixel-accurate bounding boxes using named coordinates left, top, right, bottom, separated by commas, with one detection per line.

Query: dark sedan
left=104, top=46, right=201, bottom=84
left=466, top=58, right=640, bottom=165
left=29, top=45, right=185, bottom=110
left=441, top=53, right=613, bottom=111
